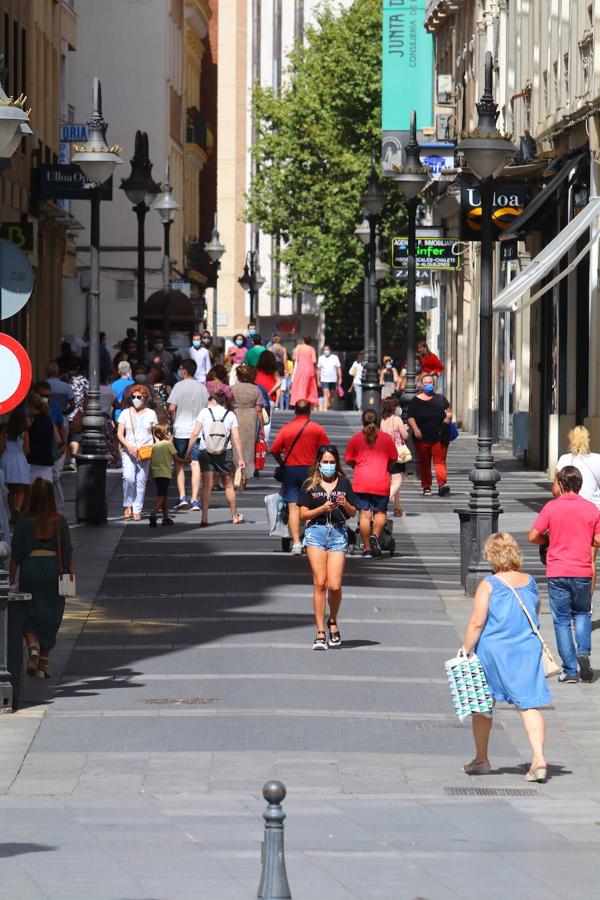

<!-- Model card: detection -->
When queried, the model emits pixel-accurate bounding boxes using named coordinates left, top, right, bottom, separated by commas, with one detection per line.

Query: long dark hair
left=362, top=409, right=379, bottom=446
left=305, top=444, right=345, bottom=490
left=6, top=409, right=27, bottom=440
left=256, top=350, right=278, bottom=375
left=26, top=477, right=58, bottom=536
left=380, top=397, right=400, bottom=419
left=207, top=364, right=229, bottom=384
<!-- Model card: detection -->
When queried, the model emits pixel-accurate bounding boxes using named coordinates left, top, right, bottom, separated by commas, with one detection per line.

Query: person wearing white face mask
left=316, top=345, right=342, bottom=411
left=186, top=331, right=211, bottom=383
left=117, top=384, right=158, bottom=520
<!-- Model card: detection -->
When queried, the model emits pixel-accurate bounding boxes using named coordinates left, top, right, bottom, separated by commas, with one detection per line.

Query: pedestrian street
left=1, top=412, right=599, bottom=899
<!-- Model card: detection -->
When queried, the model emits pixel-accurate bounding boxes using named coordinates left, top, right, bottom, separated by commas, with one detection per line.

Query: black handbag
left=274, top=420, right=309, bottom=483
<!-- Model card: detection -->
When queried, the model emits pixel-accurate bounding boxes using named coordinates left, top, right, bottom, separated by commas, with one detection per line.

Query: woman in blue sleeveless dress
left=462, top=532, right=552, bottom=782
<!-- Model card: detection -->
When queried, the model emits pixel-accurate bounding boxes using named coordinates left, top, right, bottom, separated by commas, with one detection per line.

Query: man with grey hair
left=111, top=361, right=134, bottom=423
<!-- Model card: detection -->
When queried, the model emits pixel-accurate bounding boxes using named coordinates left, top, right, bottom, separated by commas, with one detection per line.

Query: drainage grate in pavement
left=140, top=698, right=222, bottom=705
left=444, top=786, right=539, bottom=797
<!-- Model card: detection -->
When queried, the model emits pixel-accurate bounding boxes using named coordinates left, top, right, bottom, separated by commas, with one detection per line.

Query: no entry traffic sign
left=0, top=333, right=32, bottom=414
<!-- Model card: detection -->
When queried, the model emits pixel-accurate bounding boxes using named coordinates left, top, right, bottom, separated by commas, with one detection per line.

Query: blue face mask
left=423, top=383, right=434, bottom=394
left=192, top=340, right=201, bottom=349
left=235, top=339, right=244, bottom=347
left=248, top=328, right=257, bottom=336
left=319, top=462, right=336, bottom=478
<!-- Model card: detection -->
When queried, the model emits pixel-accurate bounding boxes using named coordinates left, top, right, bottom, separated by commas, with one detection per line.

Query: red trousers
left=415, top=440, right=448, bottom=490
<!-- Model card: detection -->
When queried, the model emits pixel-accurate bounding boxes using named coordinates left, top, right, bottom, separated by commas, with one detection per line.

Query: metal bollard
left=257, top=780, right=292, bottom=899
left=0, top=569, right=13, bottom=712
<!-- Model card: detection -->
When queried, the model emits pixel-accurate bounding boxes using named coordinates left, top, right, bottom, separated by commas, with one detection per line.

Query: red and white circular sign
left=0, top=333, right=32, bottom=415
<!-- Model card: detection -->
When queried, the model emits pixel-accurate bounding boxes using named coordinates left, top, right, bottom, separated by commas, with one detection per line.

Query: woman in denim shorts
left=299, top=445, right=357, bottom=650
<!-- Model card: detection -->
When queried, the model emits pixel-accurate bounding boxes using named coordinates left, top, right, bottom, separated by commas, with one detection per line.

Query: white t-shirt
left=556, top=452, right=600, bottom=509
left=349, top=360, right=364, bottom=386
left=196, top=404, right=239, bottom=451
left=169, top=378, right=209, bottom=438
left=122, top=407, right=158, bottom=448
left=318, top=353, right=341, bottom=384
left=187, top=345, right=211, bottom=382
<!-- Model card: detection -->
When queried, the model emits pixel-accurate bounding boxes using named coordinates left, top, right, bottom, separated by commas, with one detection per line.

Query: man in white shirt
left=168, top=358, right=209, bottom=510
left=349, top=351, right=364, bottom=411
left=317, top=345, right=342, bottom=411
left=186, top=331, right=212, bottom=383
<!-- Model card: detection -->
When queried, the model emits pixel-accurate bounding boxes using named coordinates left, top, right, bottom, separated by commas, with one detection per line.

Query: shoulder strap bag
left=494, top=575, right=561, bottom=677
left=274, top=419, right=310, bottom=483
left=129, top=409, right=153, bottom=460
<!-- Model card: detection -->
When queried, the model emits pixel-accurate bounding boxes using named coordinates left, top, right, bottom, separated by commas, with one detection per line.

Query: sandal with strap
left=26, top=644, right=40, bottom=677
left=35, top=657, right=53, bottom=679
left=327, top=619, right=342, bottom=648
left=312, top=630, right=327, bottom=651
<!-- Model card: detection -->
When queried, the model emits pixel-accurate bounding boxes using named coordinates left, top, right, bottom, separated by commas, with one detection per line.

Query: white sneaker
left=291, top=542, right=303, bottom=555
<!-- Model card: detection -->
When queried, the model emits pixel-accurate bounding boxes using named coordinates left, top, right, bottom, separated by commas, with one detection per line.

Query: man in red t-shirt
left=417, top=340, right=444, bottom=379
left=529, top=465, right=600, bottom=682
left=345, top=412, right=397, bottom=558
left=270, top=399, right=329, bottom=554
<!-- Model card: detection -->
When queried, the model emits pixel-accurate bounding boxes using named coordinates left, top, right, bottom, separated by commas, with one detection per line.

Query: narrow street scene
left=1, top=415, right=599, bottom=898
left=2, top=2, right=600, bottom=898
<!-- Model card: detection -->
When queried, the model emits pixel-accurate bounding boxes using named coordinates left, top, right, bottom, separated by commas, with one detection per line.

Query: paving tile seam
left=71, top=643, right=459, bottom=652
left=59, top=673, right=448, bottom=685
left=82, top=616, right=455, bottom=626
left=39, top=708, right=493, bottom=724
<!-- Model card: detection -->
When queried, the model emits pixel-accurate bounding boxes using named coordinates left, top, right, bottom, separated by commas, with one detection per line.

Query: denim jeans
left=547, top=577, right=592, bottom=677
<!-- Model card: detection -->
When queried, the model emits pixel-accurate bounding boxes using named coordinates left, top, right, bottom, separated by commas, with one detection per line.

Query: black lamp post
left=119, top=131, right=160, bottom=362
left=374, top=233, right=389, bottom=363
left=238, top=250, right=265, bottom=324
left=72, top=78, right=123, bottom=524
left=360, top=159, right=386, bottom=410
left=204, top=215, right=226, bottom=338
left=392, top=110, right=429, bottom=409
left=456, top=52, right=515, bottom=594
left=354, top=217, right=370, bottom=364
left=152, top=163, right=181, bottom=346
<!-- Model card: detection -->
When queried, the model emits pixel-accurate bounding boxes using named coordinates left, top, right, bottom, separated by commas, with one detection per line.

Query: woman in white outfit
left=117, top=383, right=157, bottom=520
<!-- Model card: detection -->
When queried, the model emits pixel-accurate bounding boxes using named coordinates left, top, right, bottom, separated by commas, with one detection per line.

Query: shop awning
left=499, top=150, right=588, bottom=241
left=493, top=197, right=600, bottom=311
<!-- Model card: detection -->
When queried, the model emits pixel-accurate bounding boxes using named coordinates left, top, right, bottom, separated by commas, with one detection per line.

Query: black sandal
left=327, top=619, right=342, bottom=647
left=312, top=630, right=327, bottom=651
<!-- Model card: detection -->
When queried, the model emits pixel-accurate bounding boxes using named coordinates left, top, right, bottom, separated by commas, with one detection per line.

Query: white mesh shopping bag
left=445, top=649, right=493, bottom=722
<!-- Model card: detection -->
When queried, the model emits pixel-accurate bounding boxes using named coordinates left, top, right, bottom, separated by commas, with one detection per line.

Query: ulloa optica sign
left=460, top=181, right=528, bottom=240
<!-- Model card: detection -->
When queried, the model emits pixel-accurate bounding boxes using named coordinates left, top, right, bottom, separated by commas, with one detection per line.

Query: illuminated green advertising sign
left=382, top=0, right=434, bottom=131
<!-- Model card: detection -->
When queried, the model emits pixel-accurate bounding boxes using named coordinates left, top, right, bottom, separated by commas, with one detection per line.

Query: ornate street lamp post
left=392, top=110, right=429, bottom=409
left=456, top=52, right=515, bottom=594
left=374, top=234, right=389, bottom=364
left=204, top=215, right=226, bottom=338
left=119, top=130, right=160, bottom=362
left=72, top=79, right=122, bottom=524
left=238, top=250, right=265, bottom=324
left=360, top=160, right=386, bottom=410
left=152, top=164, right=181, bottom=345
left=354, top=217, right=370, bottom=365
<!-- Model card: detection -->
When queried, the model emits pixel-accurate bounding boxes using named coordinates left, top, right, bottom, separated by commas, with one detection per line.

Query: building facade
left=62, top=0, right=211, bottom=357
left=424, top=0, right=600, bottom=473
left=0, top=0, right=77, bottom=379
left=212, top=0, right=353, bottom=339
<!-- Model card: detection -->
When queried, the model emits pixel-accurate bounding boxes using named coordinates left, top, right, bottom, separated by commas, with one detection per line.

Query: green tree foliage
left=246, top=0, right=422, bottom=350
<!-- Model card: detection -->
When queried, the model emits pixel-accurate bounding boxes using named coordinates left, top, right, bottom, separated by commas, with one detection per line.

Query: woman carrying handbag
left=461, top=532, right=553, bottom=783
left=117, top=384, right=158, bottom=520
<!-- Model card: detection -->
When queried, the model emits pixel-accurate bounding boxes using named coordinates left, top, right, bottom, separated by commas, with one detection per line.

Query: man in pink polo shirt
left=529, top=465, right=600, bottom=683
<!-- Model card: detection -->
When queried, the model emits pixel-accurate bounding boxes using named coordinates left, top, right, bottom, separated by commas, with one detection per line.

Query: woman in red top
left=345, top=410, right=397, bottom=558
left=255, top=351, right=282, bottom=441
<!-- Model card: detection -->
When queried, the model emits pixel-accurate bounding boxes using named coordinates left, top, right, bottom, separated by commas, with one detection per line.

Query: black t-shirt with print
left=298, top=474, right=357, bottom=527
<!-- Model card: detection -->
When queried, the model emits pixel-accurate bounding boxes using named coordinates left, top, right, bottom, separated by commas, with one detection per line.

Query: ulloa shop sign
left=460, top=181, right=528, bottom=241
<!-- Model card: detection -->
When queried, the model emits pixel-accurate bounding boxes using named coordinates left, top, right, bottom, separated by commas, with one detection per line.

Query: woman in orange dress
left=290, top=335, right=319, bottom=409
